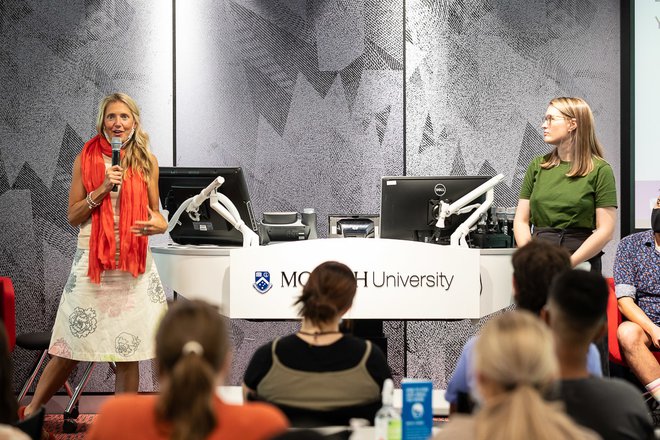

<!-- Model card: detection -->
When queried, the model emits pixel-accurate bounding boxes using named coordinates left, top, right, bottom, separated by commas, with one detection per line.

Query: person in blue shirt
left=615, top=194, right=660, bottom=406
left=445, top=240, right=603, bottom=412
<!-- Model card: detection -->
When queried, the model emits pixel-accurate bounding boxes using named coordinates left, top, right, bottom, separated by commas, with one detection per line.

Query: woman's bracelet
left=86, top=192, right=100, bottom=210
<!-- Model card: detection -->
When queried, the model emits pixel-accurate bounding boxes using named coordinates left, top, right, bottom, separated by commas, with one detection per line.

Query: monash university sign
left=229, top=238, right=495, bottom=320
left=279, top=270, right=455, bottom=290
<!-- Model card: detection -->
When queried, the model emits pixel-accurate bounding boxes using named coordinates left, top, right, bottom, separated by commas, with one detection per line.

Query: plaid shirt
left=614, top=230, right=660, bottom=322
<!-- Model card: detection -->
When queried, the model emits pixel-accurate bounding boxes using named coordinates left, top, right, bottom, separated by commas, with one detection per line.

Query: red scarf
left=80, top=135, right=148, bottom=284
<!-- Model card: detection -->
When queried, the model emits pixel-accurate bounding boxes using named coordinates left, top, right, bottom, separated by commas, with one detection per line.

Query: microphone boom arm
left=166, top=176, right=259, bottom=247
left=435, top=174, right=504, bottom=247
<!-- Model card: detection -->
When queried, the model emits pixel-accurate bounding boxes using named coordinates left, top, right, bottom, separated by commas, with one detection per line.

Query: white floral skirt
left=49, top=249, right=168, bottom=362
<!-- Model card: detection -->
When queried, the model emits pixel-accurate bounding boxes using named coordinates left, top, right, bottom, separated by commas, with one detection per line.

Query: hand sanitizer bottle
left=374, top=378, right=401, bottom=440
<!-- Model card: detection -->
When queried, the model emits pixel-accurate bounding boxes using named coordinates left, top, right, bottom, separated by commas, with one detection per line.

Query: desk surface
left=152, top=242, right=516, bottom=256
left=152, top=244, right=234, bottom=256
left=217, top=385, right=449, bottom=416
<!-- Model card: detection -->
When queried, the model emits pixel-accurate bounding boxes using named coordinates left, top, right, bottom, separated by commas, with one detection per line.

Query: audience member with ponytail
left=243, top=261, right=391, bottom=425
left=88, top=300, right=288, bottom=440
left=434, top=310, right=598, bottom=440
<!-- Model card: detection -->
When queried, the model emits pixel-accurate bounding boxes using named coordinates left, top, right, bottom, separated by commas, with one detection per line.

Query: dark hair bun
left=295, top=261, right=357, bottom=325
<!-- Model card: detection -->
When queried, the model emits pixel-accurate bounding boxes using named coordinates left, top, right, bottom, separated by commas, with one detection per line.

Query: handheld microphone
left=111, top=137, right=121, bottom=192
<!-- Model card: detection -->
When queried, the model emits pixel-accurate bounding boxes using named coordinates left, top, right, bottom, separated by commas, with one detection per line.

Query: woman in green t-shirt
left=513, top=97, right=617, bottom=273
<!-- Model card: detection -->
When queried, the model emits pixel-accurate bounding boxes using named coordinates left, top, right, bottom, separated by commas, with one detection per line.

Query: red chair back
left=0, top=277, right=16, bottom=351
left=606, top=276, right=660, bottom=365
left=606, top=277, right=624, bottom=365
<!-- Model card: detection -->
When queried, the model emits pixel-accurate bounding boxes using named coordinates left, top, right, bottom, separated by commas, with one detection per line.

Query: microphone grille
left=111, top=137, right=121, bottom=150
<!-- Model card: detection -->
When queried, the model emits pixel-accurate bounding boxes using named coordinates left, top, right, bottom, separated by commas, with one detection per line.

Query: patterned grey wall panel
left=175, top=0, right=405, bottom=385
left=404, top=0, right=620, bottom=388
left=1, top=0, right=622, bottom=397
left=406, top=0, right=620, bottom=206
left=176, top=0, right=403, bottom=232
left=0, top=0, right=172, bottom=392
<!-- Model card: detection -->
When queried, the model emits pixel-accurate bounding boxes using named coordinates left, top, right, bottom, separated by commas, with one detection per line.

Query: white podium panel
left=153, top=239, right=514, bottom=319
left=479, top=248, right=516, bottom=317
left=229, top=239, right=501, bottom=319
left=151, top=244, right=232, bottom=308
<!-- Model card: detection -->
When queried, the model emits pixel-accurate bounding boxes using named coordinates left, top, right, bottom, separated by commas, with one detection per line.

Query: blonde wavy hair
left=541, top=97, right=605, bottom=177
left=95, top=93, right=153, bottom=182
left=473, top=311, right=590, bottom=440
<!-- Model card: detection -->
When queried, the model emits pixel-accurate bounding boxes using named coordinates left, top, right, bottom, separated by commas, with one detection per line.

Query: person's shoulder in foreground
left=615, top=230, right=655, bottom=268
left=432, top=414, right=475, bottom=440
left=445, top=336, right=477, bottom=404
left=87, top=394, right=289, bottom=440
left=614, top=230, right=659, bottom=296
left=215, top=398, right=289, bottom=439
left=558, top=375, right=654, bottom=439
left=618, top=229, right=654, bottom=249
left=0, top=424, right=30, bottom=440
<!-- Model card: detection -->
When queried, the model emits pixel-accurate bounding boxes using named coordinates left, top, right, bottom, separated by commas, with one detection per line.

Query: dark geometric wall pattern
left=176, top=0, right=404, bottom=234
left=1, top=0, right=621, bottom=395
left=0, top=0, right=173, bottom=393
left=405, top=0, right=620, bottom=389
left=174, top=0, right=406, bottom=386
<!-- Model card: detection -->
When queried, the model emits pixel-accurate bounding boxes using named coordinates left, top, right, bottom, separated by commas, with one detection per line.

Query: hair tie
left=182, top=340, right=204, bottom=356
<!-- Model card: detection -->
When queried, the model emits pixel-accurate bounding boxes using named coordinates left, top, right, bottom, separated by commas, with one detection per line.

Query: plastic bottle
left=374, top=378, right=401, bottom=440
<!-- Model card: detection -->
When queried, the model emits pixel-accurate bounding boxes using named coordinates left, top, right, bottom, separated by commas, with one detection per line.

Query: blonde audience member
left=87, top=300, right=288, bottom=440
left=434, top=311, right=599, bottom=440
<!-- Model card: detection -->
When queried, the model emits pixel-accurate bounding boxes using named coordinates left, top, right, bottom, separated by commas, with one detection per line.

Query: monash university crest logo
left=253, top=271, right=272, bottom=294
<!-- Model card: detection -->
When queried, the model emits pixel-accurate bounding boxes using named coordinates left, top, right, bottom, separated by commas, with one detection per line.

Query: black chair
left=455, top=391, right=476, bottom=414
left=15, top=330, right=102, bottom=433
left=271, top=430, right=351, bottom=440
left=248, top=393, right=381, bottom=428
left=14, top=405, right=45, bottom=440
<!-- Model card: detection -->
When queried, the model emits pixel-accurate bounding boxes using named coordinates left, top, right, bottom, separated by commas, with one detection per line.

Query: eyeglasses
left=542, top=115, right=567, bottom=125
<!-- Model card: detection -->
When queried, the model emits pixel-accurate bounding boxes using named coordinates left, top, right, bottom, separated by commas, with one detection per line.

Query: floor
left=44, top=414, right=95, bottom=439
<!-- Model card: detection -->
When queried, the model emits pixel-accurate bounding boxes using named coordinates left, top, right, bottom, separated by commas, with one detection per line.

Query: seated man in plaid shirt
left=615, top=194, right=660, bottom=404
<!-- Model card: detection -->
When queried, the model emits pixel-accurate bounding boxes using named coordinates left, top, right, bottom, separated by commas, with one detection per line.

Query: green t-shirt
left=519, top=155, right=617, bottom=230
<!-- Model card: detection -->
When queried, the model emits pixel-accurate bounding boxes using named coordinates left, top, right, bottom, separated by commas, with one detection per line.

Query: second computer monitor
left=158, top=167, right=258, bottom=246
left=380, top=175, right=490, bottom=244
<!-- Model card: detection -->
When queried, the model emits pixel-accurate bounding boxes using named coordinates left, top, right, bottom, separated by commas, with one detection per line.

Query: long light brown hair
left=95, top=93, right=153, bottom=182
left=473, top=311, right=590, bottom=440
left=541, top=97, right=605, bottom=177
left=155, top=300, right=230, bottom=440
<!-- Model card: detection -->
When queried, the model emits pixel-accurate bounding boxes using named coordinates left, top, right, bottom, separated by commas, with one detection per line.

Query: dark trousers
left=533, top=227, right=609, bottom=375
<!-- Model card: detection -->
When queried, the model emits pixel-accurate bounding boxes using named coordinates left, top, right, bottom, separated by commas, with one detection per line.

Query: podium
left=151, top=239, right=514, bottom=319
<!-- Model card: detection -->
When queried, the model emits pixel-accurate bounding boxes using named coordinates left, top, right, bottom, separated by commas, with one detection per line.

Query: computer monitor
left=380, top=175, right=491, bottom=244
left=158, top=167, right=258, bottom=246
